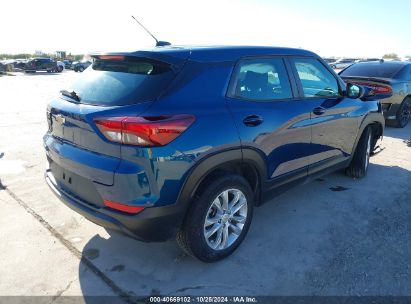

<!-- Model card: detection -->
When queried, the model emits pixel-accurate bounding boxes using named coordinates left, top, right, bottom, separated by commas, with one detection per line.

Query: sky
left=1, top=0, right=410, bottom=58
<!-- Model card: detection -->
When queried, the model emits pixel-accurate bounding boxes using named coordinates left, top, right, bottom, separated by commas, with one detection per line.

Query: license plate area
left=49, top=161, right=104, bottom=208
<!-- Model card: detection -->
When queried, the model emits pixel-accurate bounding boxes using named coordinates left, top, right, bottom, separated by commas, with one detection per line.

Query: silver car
left=330, top=58, right=356, bottom=69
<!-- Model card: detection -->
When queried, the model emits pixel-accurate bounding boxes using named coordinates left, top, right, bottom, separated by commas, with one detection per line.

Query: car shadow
left=383, top=123, right=411, bottom=143
left=78, top=162, right=411, bottom=298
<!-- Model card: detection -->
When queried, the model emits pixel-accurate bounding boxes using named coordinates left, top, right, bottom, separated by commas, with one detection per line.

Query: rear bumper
left=45, top=170, right=185, bottom=242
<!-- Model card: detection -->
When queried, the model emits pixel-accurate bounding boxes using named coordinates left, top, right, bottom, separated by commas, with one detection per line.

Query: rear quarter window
left=67, top=57, right=175, bottom=106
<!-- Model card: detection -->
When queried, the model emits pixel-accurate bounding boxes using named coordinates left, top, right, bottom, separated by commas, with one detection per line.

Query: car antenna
left=131, top=15, right=171, bottom=47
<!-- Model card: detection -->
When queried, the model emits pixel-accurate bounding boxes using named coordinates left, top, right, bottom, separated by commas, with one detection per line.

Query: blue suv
left=44, top=46, right=385, bottom=262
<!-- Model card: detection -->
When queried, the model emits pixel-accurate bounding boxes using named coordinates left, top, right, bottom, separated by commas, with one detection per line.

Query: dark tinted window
left=340, top=62, right=404, bottom=78
left=292, top=58, right=340, bottom=98
left=67, top=57, right=175, bottom=106
left=229, top=57, right=293, bottom=101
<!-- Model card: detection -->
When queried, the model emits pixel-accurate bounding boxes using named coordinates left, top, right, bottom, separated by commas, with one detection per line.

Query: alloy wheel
left=203, top=189, right=248, bottom=251
left=400, top=100, right=411, bottom=127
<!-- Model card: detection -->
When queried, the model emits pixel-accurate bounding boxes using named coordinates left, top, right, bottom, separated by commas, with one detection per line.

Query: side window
left=292, top=58, right=340, bottom=98
left=229, top=57, right=293, bottom=101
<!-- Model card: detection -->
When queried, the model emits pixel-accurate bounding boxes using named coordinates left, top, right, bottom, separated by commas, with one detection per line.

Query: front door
left=289, top=57, right=360, bottom=174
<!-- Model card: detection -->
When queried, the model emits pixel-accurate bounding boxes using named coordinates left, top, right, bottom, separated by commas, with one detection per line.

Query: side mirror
left=346, top=83, right=375, bottom=99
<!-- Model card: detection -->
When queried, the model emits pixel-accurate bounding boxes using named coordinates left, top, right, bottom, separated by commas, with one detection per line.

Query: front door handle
left=313, top=107, right=326, bottom=115
left=243, top=115, right=264, bottom=127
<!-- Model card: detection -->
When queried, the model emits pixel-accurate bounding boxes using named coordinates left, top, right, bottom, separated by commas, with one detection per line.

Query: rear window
left=66, top=57, right=175, bottom=106
left=340, top=63, right=403, bottom=78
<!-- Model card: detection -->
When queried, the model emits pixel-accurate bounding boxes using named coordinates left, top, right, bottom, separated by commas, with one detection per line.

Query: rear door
left=227, top=56, right=312, bottom=187
left=289, top=57, right=360, bottom=174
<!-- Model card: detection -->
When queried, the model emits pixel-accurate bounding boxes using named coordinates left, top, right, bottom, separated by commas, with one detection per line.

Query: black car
left=73, top=60, right=92, bottom=72
left=339, top=60, right=411, bottom=127
left=24, top=58, right=59, bottom=73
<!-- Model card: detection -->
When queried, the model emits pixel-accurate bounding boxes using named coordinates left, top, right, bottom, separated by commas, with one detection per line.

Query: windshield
left=340, top=63, right=403, bottom=79
left=66, top=57, right=176, bottom=106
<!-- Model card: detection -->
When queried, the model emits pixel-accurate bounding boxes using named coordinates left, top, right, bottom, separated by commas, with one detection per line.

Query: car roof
left=94, top=45, right=319, bottom=63
left=354, top=60, right=411, bottom=67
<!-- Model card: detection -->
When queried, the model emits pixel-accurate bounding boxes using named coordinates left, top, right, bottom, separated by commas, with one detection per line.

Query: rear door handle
left=243, top=115, right=264, bottom=127
left=313, top=107, right=326, bottom=115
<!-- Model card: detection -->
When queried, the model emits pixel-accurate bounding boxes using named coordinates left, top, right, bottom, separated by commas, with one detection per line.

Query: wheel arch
left=175, top=148, right=268, bottom=222
left=352, top=113, right=384, bottom=155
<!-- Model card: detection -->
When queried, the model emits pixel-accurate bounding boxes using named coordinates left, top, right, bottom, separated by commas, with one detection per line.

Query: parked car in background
left=330, top=58, right=356, bottom=69
left=322, top=58, right=336, bottom=64
left=44, top=46, right=385, bottom=262
left=13, top=59, right=29, bottom=70
left=73, top=60, right=91, bottom=72
left=56, top=61, right=65, bottom=72
left=63, top=60, right=72, bottom=69
left=70, top=61, right=79, bottom=69
left=24, top=58, right=59, bottom=73
left=355, top=58, right=380, bottom=63
left=0, top=59, right=27, bottom=71
left=339, top=60, right=411, bottom=127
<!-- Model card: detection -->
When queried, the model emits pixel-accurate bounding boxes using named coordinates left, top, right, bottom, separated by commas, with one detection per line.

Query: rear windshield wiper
left=60, top=89, right=81, bottom=102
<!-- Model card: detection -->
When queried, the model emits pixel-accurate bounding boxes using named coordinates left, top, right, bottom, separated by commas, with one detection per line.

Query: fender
left=174, top=147, right=269, bottom=216
left=351, top=111, right=385, bottom=156
left=174, top=149, right=242, bottom=212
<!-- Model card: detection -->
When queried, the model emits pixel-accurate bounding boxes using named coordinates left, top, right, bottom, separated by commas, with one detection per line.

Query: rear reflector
left=104, top=200, right=145, bottom=214
left=94, top=114, right=195, bottom=147
left=353, top=82, right=392, bottom=94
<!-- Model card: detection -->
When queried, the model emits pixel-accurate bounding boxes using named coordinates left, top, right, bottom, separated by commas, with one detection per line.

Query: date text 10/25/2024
left=149, top=296, right=258, bottom=303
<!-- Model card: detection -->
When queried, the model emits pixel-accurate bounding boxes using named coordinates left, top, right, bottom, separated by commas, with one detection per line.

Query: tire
left=176, top=174, right=254, bottom=262
left=346, top=126, right=372, bottom=178
left=390, top=97, right=411, bottom=128
left=58, top=66, right=63, bottom=73
left=78, top=66, right=85, bottom=72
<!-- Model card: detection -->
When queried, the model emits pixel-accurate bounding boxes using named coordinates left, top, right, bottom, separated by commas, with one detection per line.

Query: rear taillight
left=104, top=200, right=145, bottom=214
left=97, top=55, right=125, bottom=61
left=354, top=82, right=392, bottom=94
left=94, top=114, right=195, bottom=147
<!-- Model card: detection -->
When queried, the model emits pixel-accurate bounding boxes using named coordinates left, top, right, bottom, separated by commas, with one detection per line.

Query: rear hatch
left=46, top=51, right=190, bottom=186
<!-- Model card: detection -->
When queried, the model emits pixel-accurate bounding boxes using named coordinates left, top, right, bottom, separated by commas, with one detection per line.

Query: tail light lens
left=354, top=82, right=392, bottom=94
left=94, top=114, right=195, bottom=147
